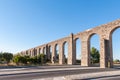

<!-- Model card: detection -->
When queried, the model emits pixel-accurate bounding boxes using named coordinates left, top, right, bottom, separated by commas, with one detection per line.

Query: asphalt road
left=83, top=75, right=120, bottom=80
left=0, top=66, right=118, bottom=80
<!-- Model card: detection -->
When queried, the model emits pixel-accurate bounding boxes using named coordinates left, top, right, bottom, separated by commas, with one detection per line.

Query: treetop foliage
left=0, top=52, right=13, bottom=64
left=90, top=47, right=100, bottom=64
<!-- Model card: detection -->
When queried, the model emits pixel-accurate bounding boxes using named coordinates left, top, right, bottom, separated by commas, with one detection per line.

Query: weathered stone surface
left=20, top=19, right=120, bottom=68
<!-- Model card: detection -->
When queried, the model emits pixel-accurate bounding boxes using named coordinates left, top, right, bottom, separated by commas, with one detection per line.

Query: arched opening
left=75, top=38, right=81, bottom=65
left=39, top=48, right=41, bottom=54
left=89, top=34, right=100, bottom=67
left=55, top=44, right=59, bottom=63
left=35, top=49, right=37, bottom=56
left=26, top=51, right=28, bottom=56
left=63, top=42, right=68, bottom=64
left=32, top=50, right=35, bottom=57
left=111, top=27, right=120, bottom=67
left=30, top=51, right=32, bottom=57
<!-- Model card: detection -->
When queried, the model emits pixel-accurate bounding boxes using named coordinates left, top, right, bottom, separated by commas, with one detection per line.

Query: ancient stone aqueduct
left=20, top=19, right=120, bottom=68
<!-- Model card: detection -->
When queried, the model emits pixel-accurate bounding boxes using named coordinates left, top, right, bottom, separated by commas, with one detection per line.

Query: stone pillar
left=45, top=45, right=49, bottom=60
left=33, top=48, right=36, bottom=56
left=100, top=37, right=113, bottom=68
left=42, top=47, right=45, bottom=54
left=32, top=50, right=33, bottom=57
left=28, top=50, right=30, bottom=56
left=47, top=46, right=51, bottom=60
left=39, top=48, right=41, bottom=54
left=28, top=51, right=30, bottom=56
left=109, top=36, right=113, bottom=68
left=81, top=40, right=90, bottom=66
left=59, top=43, right=65, bottom=64
left=34, top=49, right=37, bottom=56
left=30, top=50, right=32, bottom=57
left=26, top=51, right=28, bottom=55
left=31, top=50, right=33, bottom=57
left=52, top=45, right=56, bottom=64
left=29, top=50, right=32, bottom=57
left=73, top=40, right=76, bottom=64
left=41, top=47, right=43, bottom=54
left=37, top=48, right=40, bottom=56
left=35, top=49, right=37, bottom=56
left=42, top=48, right=44, bottom=54
left=32, top=49, right=35, bottom=57
left=47, top=46, right=51, bottom=63
left=100, top=38, right=108, bottom=68
left=43, top=45, right=49, bottom=60
left=68, top=33, right=75, bottom=65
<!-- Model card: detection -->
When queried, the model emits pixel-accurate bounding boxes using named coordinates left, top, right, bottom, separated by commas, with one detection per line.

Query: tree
left=2, top=52, right=13, bottom=64
left=0, top=53, right=3, bottom=60
left=13, top=53, right=47, bottom=65
left=0, top=53, right=2, bottom=58
left=39, top=54, right=46, bottom=64
left=13, top=55, right=29, bottom=65
left=13, top=54, right=21, bottom=65
left=28, top=56, right=38, bottom=64
left=90, top=47, right=100, bottom=64
left=0, top=53, right=3, bottom=63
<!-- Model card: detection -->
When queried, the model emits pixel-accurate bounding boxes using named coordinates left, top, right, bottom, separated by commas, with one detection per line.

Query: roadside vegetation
left=0, top=52, right=51, bottom=66
left=13, top=54, right=48, bottom=65
left=0, top=47, right=120, bottom=66
left=90, top=47, right=120, bottom=65
left=114, top=59, right=120, bottom=64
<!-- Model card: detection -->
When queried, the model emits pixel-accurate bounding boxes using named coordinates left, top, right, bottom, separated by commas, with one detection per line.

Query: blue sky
left=0, top=0, right=120, bottom=60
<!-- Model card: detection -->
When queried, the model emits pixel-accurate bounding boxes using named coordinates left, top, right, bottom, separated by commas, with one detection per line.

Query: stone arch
left=88, top=33, right=100, bottom=67
left=109, top=26, right=120, bottom=36
left=88, top=33, right=100, bottom=41
left=74, top=37, right=81, bottom=65
left=62, top=41, right=68, bottom=64
left=109, top=26, right=120, bottom=67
